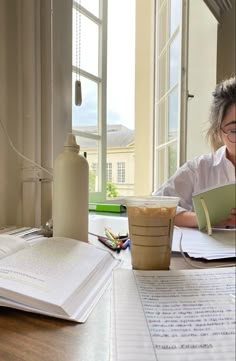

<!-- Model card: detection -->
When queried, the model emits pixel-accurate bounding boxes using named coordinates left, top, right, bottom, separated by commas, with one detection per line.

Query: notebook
left=192, top=182, right=236, bottom=234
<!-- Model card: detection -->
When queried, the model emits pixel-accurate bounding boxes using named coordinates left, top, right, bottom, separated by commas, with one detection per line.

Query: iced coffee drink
left=126, top=196, right=179, bottom=270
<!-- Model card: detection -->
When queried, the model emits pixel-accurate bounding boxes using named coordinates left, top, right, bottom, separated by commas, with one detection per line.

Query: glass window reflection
left=169, top=34, right=179, bottom=88
left=168, top=88, right=178, bottom=140
left=72, top=9, right=99, bottom=76
left=72, top=73, right=98, bottom=130
left=170, top=0, right=181, bottom=36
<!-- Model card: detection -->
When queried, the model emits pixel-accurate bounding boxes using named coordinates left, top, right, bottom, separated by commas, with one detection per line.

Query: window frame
left=72, top=0, right=108, bottom=202
left=153, top=0, right=188, bottom=190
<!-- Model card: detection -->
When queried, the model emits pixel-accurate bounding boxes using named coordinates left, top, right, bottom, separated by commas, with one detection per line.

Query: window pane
left=107, top=0, right=135, bottom=131
left=155, top=0, right=182, bottom=190
left=75, top=137, right=99, bottom=192
left=157, top=148, right=166, bottom=185
left=107, top=0, right=135, bottom=197
left=168, top=88, right=178, bottom=140
left=169, top=33, right=179, bottom=88
left=158, top=50, right=167, bottom=98
left=168, top=142, right=177, bottom=177
left=74, top=0, right=100, bottom=18
left=170, top=0, right=181, bottom=36
left=158, top=0, right=166, bottom=10
left=72, top=9, right=99, bottom=76
left=157, top=98, right=166, bottom=144
left=106, top=162, right=112, bottom=182
left=72, top=73, right=98, bottom=131
left=158, top=2, right=168, bottom=53
left=90, top=162, right=98, bottom=192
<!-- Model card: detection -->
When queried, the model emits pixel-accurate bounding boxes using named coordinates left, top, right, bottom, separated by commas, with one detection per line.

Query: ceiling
left=203, top=0, right=233, bottom=21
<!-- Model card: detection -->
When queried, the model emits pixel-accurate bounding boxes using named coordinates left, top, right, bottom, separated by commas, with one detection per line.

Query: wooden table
left=0, top=250, right=233, bottom=361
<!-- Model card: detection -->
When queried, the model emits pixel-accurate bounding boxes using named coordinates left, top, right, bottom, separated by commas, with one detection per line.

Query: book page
left=111, top=268, right=236, bottom=361
left=0, top=235, right=28, bottom=259
left=0, top=237, right=120, bottom=321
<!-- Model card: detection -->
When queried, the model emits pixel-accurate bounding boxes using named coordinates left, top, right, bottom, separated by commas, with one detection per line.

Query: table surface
left=0, top=245, right=234, bottom=361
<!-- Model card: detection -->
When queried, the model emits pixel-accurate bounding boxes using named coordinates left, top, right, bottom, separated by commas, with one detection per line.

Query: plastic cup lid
left=125, top=195, right=179, bottom=207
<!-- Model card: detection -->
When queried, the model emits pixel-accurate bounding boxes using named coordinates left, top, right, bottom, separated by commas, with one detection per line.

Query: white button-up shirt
left=153, top=146, right=235, bottom=213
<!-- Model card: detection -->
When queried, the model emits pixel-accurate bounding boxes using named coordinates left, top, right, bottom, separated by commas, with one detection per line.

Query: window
left=72, top=0, right=135, bottom=201
left=106, top=162, right=112, bottom=182
left=91, top=162, right=97, bottom=175
left=154, top=0, right=188, bottom=190
left=72, top=0, right=108, bottom=202
left=117, top=162, right=126, bottom=183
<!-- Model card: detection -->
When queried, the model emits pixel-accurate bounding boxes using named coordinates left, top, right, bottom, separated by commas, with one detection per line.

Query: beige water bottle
left=53, top=133, right=89, bottom=242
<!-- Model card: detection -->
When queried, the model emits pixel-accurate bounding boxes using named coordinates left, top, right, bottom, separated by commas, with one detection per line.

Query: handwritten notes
left=111, top=268, right=235, bottom=361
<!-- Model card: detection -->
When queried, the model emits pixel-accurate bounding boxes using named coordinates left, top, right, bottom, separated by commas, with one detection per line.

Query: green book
left=89, top=202, right=126, bottom=213
left=192, top=182, right=236, bottom=232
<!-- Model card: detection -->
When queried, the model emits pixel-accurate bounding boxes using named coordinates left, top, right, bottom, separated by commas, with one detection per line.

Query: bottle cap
left=64, top=134, right=80, bottom=152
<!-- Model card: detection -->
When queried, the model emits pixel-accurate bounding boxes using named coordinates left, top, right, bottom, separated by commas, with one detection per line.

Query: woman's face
left=220, top=103, right=236, bottom=158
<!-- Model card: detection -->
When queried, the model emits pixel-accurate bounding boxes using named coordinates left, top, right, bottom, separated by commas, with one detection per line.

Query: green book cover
left=192, top=182, right=236, bottom=231
left=89, top=203, right=126, bottom=213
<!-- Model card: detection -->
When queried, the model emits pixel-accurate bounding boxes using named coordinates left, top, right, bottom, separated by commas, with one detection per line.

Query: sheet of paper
left=172, top=227, right=236, bottom=259
left=111, top=268, right=236, bottom=361
left=0, top=235, right=28, bottom=259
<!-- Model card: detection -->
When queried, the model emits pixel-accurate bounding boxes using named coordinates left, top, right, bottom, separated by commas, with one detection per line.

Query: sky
left=72, top=0, right=135, bottom=130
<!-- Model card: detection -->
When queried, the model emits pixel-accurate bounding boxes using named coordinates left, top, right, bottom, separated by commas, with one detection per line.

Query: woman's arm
left=174, top=208, right=236, bottom=229
left=174, top=211, right=198, bottom=228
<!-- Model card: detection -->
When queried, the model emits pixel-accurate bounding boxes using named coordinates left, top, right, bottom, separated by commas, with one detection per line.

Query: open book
left=0, top=234, right=120, bottom=322
left=111, top=268, right=236, bottom=361
left=192, top=181, right=236, bottom=234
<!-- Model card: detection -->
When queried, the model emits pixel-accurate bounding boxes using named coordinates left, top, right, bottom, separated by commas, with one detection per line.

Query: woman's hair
left=206, top=76, right=236, bottom=151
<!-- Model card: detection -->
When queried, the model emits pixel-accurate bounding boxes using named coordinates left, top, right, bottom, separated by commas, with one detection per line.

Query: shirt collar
left=213, top=145, right=227, bottom=166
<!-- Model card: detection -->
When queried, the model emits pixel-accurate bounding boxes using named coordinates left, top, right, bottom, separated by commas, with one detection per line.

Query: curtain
left=0, top=0, right=72, bottom=227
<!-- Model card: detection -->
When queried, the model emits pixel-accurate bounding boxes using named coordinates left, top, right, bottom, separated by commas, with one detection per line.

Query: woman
left=154, top=76, right=236, bottom=228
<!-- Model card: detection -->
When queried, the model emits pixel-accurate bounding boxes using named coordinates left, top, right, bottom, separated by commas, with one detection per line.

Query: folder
left=89, top=202, right=126, bottom=213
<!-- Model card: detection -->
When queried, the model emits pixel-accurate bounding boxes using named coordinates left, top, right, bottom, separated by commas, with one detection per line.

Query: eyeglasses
left=221, top=126, right=236, bottom=143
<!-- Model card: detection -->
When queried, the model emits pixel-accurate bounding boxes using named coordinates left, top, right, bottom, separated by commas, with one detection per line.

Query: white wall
left=187, top=0, right=218, bottom=160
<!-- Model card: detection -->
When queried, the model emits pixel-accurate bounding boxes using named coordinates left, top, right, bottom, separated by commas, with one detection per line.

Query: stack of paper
left=172, top=227, right=236, bottom=260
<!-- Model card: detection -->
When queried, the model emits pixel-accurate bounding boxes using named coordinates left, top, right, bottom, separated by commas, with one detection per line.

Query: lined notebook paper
left=111, top=268, right=236, bottom=361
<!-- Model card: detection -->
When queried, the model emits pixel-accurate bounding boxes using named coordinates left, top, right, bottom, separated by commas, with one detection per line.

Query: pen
left=121, top=239, right=130, bottom=249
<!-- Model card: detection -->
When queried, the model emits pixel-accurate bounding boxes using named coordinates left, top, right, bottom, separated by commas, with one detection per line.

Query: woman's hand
left=215, top=208, right=236, bottom=228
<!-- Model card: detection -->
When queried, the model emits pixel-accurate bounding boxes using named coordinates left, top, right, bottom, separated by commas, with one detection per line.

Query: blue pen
left=121, top=239, right=130, bottom=249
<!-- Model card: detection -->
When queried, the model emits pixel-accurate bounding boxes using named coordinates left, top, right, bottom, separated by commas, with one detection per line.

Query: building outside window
left=117, top=162, right=126, bottom=183
left=106, top=162, right=112, bottom=182
left=91, top=162, right=97, bottom=175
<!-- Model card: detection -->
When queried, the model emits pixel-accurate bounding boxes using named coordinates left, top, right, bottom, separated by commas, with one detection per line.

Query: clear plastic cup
left=125, top=196, right=179, bottom=270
